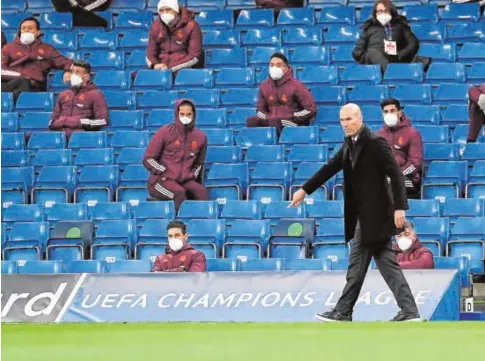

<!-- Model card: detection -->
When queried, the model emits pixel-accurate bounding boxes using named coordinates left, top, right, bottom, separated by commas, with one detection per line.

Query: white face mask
left=269, top=66, right=284, bottom=81
left=179, top=116, right=192, bottom=125
left=383, top=113, right=399, bottom=127
left=160, top=13, right=175, bottom=25
left=20, top=32, right=35, bottom=45
left=397, top=237, right=413, bottom=251
left=70, top=74, right=84, bottom=88
left=377, top=13, right=392, bottom=26
left=168, top=237, right=184, bottom=252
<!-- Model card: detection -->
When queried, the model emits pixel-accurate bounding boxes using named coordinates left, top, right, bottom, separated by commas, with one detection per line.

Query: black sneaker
left=391, top=311, right=421, bottom=322
left=315, top=309, right=352, bottom=322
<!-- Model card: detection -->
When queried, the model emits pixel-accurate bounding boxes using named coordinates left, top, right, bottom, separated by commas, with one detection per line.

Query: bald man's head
left=340, top=103, right=363, bottom=137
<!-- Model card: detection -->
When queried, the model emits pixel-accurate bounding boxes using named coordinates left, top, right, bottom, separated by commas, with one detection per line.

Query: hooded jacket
left=146, top=7, right=202, bottom=73
left=49, top=82, right=109, bottom=136
left=256, top=0, right=303, bottom=11
left=393, top=237, right=434, bottom=269
left=352, top=15, right=419, bottom=63
left=1, top=36, right=73, bottom=89
left=143, top=99, right=207, bottom=185
left=257, top=67, right=317, bottom=127
left=469, top=83, right=485, bottom=104
left=152, top=243, right=207, bottom=272
left=377, top=114, right=422, bottom=187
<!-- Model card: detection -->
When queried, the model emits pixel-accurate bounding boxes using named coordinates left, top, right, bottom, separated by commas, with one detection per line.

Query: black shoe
left=315, top=309, right=352, bottom=322
left=391, top=310, right=421, bottom=322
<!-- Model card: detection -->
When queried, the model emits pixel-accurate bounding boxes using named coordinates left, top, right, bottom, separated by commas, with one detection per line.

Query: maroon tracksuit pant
left=247, top=116, right=284, bottom=135
left=148, top=178, right=208, bottom=210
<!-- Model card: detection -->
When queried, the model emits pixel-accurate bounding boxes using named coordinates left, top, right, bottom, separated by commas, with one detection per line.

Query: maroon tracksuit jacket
left=246, top=67, right=316, bottom=135
left=377, top=114, right=423, bottom=191
left=1, top=36, right=72, bottom=90
left=393, top=237, right=434, bottom=269
left=146, top=7, right=202, bottom=73
left=143, top=99, right=208, bottom=209
left=49, top=82, right=109, bottom=137
left=468, top=83, right=485, bottom=142
left=256, top=0, right=304, bottom=11
left=152, top=244, right=207, bottom=272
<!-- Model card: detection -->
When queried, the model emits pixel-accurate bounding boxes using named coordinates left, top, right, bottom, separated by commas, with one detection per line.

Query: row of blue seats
left=0, top=256, right=473, bottom=275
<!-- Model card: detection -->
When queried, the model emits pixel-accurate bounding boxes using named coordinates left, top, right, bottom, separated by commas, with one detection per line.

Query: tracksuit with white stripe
left=246, top=67, right=317, bottom=135
left=143, top=99, right=208, bottom=210
left=377, top=114, right=423, bottom=196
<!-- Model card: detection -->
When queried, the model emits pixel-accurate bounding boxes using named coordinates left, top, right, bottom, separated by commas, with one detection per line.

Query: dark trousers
left=1, top=77, right=34, bottom=101
left=363, top=49, right=392, bottom=74
left=246, top=116, right=283, bottom=136
left=467, top=91, right=485, bottom=142
left=52, top=0, right=110, bottom=27
left=335, top=221, right=418, bottom=315
left=148, top=179, right=209, bottom=211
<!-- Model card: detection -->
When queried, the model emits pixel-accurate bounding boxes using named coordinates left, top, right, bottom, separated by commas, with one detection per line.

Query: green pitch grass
left=2, top=322, right=484, bottom=361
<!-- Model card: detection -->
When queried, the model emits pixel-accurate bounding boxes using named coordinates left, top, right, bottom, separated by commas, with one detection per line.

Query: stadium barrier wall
left=1, top=270, right=459, bottom=323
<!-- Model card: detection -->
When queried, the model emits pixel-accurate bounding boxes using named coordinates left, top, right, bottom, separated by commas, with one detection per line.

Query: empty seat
left=145, top=109, right=175, bottom=131
left=107, top=110, right=144, bottom=131
left=83, top=50, right=124, bottom=70
left=132, top=201, right=175, bottom=224
left=206, top=258, right=238, bottom=271
left=245, top=145, right=285, bottom=170
left=412, top=217, right=449, bottom=256
left=31, top=149, right=72, bottom=171
left=80, top=30, right=117, bottom=50
left=348, top=85, right=389, bottom=105
left=1, top=261, right=18, bottom=274
left=205, top=128, right=234, bottom=146
left=278, top=8, right=315, bottom=27
left=241, top=28, right=281, bottom=48
left=176, top=89, right=219, bottom=109
left=282, top=27, right=322, bottom=46
left=227, top=107, right=255, bottom=129
left=411, top=24, right=444, bottom=44
left=91, top=202, right=131, bottom=223
left=109, top=260, right=152, bottom=273
left=118, top=30, right=149, bottom=51
left=310, top=86, right=347, bottom=105
left=237, top=9, right=274, bottom=28
left=17, top=260, right=63, bottom=274
left=135, top=219, right=168, bottom=261
left=239, top=258, right=285, bottom=271
left=75, top=165, right=119, bottom=206
left=440, top=3, right=480, bottom=25
left=457, top=43, right=485, bottom=63
left=203, top=29, right=239, bottom=48
left=92, top=220, right=137, bottom=261
left=248, top=47, right=285, bottom=67
left=69, top=131, right=107, bottom=151
left=339, top=64, right=381, bottom=85
left=307, top=200, right=344, bottom=219
left=291, top=162, right=328, bottom=201
left=19, top=112, right=51, bottom=132
left=248, top=162, right=292, bottom=203
left=221, top=200, right=263, bottom=223
left=93, top=70, right=131, bottom=90
left=16, top=92, right=54, bottom=112
left=425, top=63, right=466, bottom=84
left=220, top=88, right=258, bottom=107
left=104, top=91, right=136, bottom=110
left=185, top=0, right=225, bottom=11
left=445, top=23, right=484, bottom=44
left=224, top=219, right=270, bottom=259
left=2, top=167, right=34, bottom=206
left=110, top=131, right=150, bottom=150
left=174, top=69, right=213, bottom=89
left=137, top=91, right=178, bottom=110
left=45, top=203, right=88, bottom=226
left=133, top=70, right=172, bottom=91
left=4, top=222, right=50, bottom=260
left=178, top=200, right=218, bottom=220
left=313, top=218, right=348, bottom=261
left=462, top=144, right=485, bottom=165
left=391, top=84, right=431, bottom=105
left=187, top=219, right=226, bottom=258
left=296, top=65, right=338, bottom=85
left=423, top=143, right=459, bottom=163
left=325, top=25, right=360, bottom=45
left=442, top=199, right=484, bottom=221
left=196, top=10, right=234, bottom=29
left=116, top=165, right=149, bottom=205
left=1, top=92, right=14, bottom=112
left=402, top=4, right=439, bottom=24
left=414, top=125, right=448, bottom=143
left=330, top=44, right=355, bottom=64
left=111, top=0, right=146, bottom=10
left=116, top=147, right=145, bottom=169
left=290, top=46, right=328, bottom=66
left=287, top=144, right=328, bottom=168
left=206, top=146, right=242, bottom=167
left=448, top=217, right=485, bottom=274
left=405, top=105, right=441, bottom=125
left=423, top=161, right=468, bottom=202
left=125, top=50, right=147, bottom=71
left=468, top=161, right=485, bottom=199
left=236, top=127, right=277, bottom=148
left=418, top=43, right=455, bottom=63
left=74, top=148, right=113, bottom=169
left=32, top=166, right=77, bottom=207
left=318, top=6, right=355, bottom=25
left=466, top=62, right=485, bottom=84
left=197, top=109, right=227, bottom=128
left=433, top=85, right=471, bottom=106
left=205, top=163, right=249, bottom=201
left=2, top=150, right=29, bottom=168
left=263, top=201, right=306, bottom=230
left=441, top=105, right=469, bottom=126
left=66, top=260, right=108, bottom=273
left=383, top=63, right=424, bottom=84
left=115, top=11, right=153, bottom=30
left=1, top=112, right=18, bottom=132
left=279, top=126, right=319, bottom=146
left=285, top=259, right=326, bottom=270
left=39, top=12, right=72, bottom=31
left=214, top=68, right=254, bottom=88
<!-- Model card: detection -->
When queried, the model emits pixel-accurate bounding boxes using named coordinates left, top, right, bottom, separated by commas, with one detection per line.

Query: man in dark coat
left=290, top=103, right=420, bottom=322
left=352, top=0, right=419, bottom=73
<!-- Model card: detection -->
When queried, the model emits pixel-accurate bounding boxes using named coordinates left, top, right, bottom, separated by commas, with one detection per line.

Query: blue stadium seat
left=109, top=260, right=152, bottom=273
left=107, top=110, right=144, bottom=131
left=268, top=218, right=315, bottom=259
left=16, top=92, right=54, bottom=111
left=135, top=219, right=168, bottom=261
left=239, top=258, right=285, bottom=271
left=125, top=50, right=147, bottom=71
left=1, top=93, right=14, bottom=112
left=287, top=144, right=328, bottom=169
left=445, top=23, right=484, bottom=44
left=45, top=203, right=88, bottom=226
left=440, top=3, right=481, bottom=25
left=2, top=150, right=29, bottom=168
left=245, top=145, right=285, bottom=171
left=318, top=6, right=355, bottom=25
left=241, top=29, right=281, bottom=48
left=111, top=0, right=146, bottom=10
left=226, top=107, right=255, bottom=130
left=423, top=143, right=460, bottom=164
left=68, top=131, right=107, bottom=151
left=452, top=124, right=483, bottom=146
left=110, top=131, right=150, bottom=150
left=247, top=47, right=286, bottom=67
left=391, top=84, right=432, bottom=105
left=224, top=219, right=270, bottom=259
left=205, top=48, right=247, bottom=68
left=27, top=132, right=65, bottom=151
left=187, top=219, right=226, bottom=258
left=145, top=109, right=173, bottom=131
left=92, top=219, right=137, bottom=261
left=457, top=43, right=485, bottom=63
left=418, top=43, right=455, bottom=63
left=178, top=200, right=219, bottom=221
left=174, top=69, right=213, bottom=89
left=104, top=91, right=136, bottom=110
left=313, top=218, right=348, bottom=261
left=348, top=85, right=389, bottom=105
left=263, top=201, right=306, bottom=230
left=196, top=10, right=234, bottom=29
left=197, top=108, right=227, bottom=128
left=17, top=260, right=63, bottom=274
left=74, top=148, right=113, bottom=169
left=468, top=161, right=485, bottom=199
left=31, top=149, right=72, bottom=172
left=441, top=105, right=469, bottom=126
left=39, top=12, right=72, bottom=31
left=339, top=64, right=381, bottom=85
left=308, top=0, right=347, bottom=8
left=133, top=69, right=173, bottom=91
left=214, top=68, right=254, bottom=88
left=177, top=89, right=220, bottom=108
left=1, top=13, right=34, bottom=30
left=206, top=146, right=242, bottom=168
left=414, top=125, right=448, bottom=143
left=248, top=162, right=292, bottom=203
left=448, top=217, right=485, bottom=274
left=117, top=165, right=150, bottom=206
left=205, top=128, right=234, bottom=146
left=1, top=167, right=34, bottom=208
left=203, top=29, right=239, bottom=48
left=402, top=4, right=439, bottom=24
left=2, top=204, right=42, bottom=225
left=405, top=105, right=441, bottom=125
left=91, top=202, right=131, bottom=223
left=220, top=88, right=259, bottom=107
left=137, top=91, right=178, bottom=110
left=296, top=65, right=338, bottom=85
left=32, top=166, right=77, bottom=207
left=290, top=46, right=328, bottom=66
left=75, top=165, right=119, bottom=206
left=315, top=106, right=340, bottom=126
left=307, top=200, right=344, bottom=219
left=43, top=32, right=77, bottom=51
left=80, top=30, right=117, bottom=50
left=279, top=126, right=319, bottom=146
left=3, top=0, right=27, bottom=12
left=116, top=147, right=145, bottom=170
left=236, top=127, right=277, bottom=148
left=277, top=8, right=315, bottom=27
left=412, top=217, right=449, bottom=256
left=310, top=86, right=347, bottom=105
left=82, top=50, right=124, bottom=70
left=47, top=71, right=70, bottom=92
left=237, top=9, right=274, bottom=28
left=319, top=125, right=344, bottom=145
left=290, top=162, right=328, bottom=202
left=205, top=163, right=249, bottom=201
left=285, top=259, right=326, bottom=270
left=132, top=201, right=175, bottom=225
left=115, top=11, right=153, bottom=30
left=425, top=63, right=466, bottom=84
left=282, top=27, right=322, bottom=46
left=325, top=25, right=360, bottom=44
left=330, top=44, right=355, bottom=64
left=66, top=260, right=108, bottom=274
left=186, top=0, right=225, bottom=11
left=118, top=30, right=149, bottom=51
left=462, top=144, right=485, bottom=165
left=433, top=85, right=471, bottom=106
left=383, top=63, right=424, bottom=84
left=1, top=261, right=17, bottom=274
left=221, top=200, right=263, bottom=223
left=465, top=62, right=485, bottom=84
left=411, top=24, right=444, bottom=43
left=3, top=222, right=50, bottom=261
left=423, top=161, right=468, bottom=202
left=93, top=70, right=131, bottom=90
left=18, top=112, right=51, bottom=132
left=206, top=258, right=238, bottom=271
left=442, top=198, right=484, bottom=221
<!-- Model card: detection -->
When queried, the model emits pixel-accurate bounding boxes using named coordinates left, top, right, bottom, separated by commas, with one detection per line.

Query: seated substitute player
left=393, top=221, right=434, bottom=269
